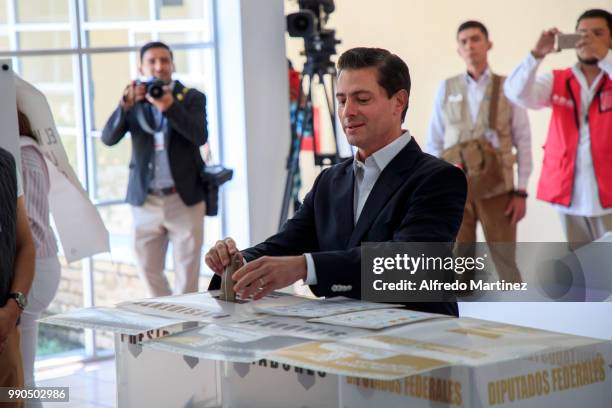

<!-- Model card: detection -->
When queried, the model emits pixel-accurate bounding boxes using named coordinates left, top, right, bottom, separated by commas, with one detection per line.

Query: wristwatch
left=512, top=190, right=529, bottom=198
left=8, top=292, right=27, bottom=310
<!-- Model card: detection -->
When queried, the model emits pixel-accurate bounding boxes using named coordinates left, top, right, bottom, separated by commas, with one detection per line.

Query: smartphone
left=555, top=33, right=582, bottom=51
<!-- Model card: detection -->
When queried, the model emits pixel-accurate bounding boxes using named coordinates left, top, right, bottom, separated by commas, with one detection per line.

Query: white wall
left=216, top=0, right=290, bottom=247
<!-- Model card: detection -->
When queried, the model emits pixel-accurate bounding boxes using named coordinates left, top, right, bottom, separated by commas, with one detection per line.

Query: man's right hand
left=205, top=238, right=240, bottom=275
left=531, top=28, right=560, bottom=59
left=120, top=81, right=146, bottom=111
left=0, top=303, right=20, bottom=355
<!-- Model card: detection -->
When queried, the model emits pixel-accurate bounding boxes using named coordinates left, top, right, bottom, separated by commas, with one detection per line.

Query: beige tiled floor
left=36, top=358, right=116, bottom=407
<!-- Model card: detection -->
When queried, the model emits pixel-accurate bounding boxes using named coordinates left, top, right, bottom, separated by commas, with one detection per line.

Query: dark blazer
left=210, top=138, right=467, bottom=316
left=0, top=147, right=17, bottom=307
left=101, top=80, right=208, bottom=206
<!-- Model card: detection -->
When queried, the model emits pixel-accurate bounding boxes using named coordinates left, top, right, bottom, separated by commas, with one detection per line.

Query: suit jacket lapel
left=172, top=80, right=184, bottom=99
left=347, top=139, right=421, bottom=248
left=165, top=81, right=184, bottom=141
left=332, top=162, right=356, bottom=248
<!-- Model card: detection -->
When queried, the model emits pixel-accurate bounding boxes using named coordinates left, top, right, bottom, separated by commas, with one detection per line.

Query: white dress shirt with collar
left=303, top=131, right=413, bottom=286
left=426, top=68, right=533, bottom=190
left=504, top=51, right=612, bottom=217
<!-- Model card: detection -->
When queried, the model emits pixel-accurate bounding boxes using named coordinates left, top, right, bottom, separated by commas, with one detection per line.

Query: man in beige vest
left=426, top=21, right=533, bottom=283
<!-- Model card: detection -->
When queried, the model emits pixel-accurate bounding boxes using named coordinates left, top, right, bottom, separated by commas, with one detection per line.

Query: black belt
left=148, top=186, right=177, bottom=197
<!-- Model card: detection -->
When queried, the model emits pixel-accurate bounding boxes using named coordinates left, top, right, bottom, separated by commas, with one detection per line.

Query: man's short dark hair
left=337, top=47, right=411, bottom=121
left=457, top=20, right=489, bottom=39
left=576, top=9, right=612, bottom=34
left=139, top=41, right=174, bottom=62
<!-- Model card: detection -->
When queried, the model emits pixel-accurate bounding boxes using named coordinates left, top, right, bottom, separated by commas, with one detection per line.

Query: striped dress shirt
left=20, top=143, right=58, bottom=258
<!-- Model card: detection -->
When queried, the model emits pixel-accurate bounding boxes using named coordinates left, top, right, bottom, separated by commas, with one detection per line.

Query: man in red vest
left=505, top=9, right=612, bottom=249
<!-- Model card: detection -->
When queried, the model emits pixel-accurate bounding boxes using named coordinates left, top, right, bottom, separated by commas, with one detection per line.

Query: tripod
left=278, top=59, right=341, bottom=231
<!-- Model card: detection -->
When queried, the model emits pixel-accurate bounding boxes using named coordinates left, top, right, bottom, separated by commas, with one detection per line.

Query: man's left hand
left=577, top=32, right=609, bottom=61
left=505, top=195, right=527, bottom=226
left=145, top=85, right=174, bottom=112
left=232, top=256, right=307, bottom=301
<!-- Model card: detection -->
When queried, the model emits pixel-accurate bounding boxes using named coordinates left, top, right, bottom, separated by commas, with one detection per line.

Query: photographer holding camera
left=504, top=9, right=612, bottom=250
left=101, top=41, right=208, bottom=296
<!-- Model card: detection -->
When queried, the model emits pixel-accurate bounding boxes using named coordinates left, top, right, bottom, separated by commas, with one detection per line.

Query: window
left=1, top=0, right=220, bottom=362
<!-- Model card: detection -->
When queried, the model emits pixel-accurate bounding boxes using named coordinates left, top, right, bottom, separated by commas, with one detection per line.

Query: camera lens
left=287, top=10, right=316, bottom=38
left=146, top=80, right=166, bottom=100
left=293, top=16, right=310, bottom=32
left=149, top=86, right=163, bottom=99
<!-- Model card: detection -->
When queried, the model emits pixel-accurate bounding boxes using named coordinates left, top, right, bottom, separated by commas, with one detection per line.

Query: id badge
left=154, top=131, right=165, bottom=152
left=600, top=88, right=612, bottom=113
left=485, top=130, right=500, bottom=149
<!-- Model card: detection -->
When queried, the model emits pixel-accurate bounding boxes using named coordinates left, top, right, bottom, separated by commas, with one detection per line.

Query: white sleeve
left=303, top=253, right=317, bottom=285
left=509, top=103, right=533, bottom=190
left=504, top=53, right=553, bottom=110
left=425, top=80, right=447, bottom=157
left=598, top=50, right=612, bottom=79
left=16, top=165, right=23, bottom=197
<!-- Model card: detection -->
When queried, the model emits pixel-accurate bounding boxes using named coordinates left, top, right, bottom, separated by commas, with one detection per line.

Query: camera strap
left=134, top=103, right=165, bottom=135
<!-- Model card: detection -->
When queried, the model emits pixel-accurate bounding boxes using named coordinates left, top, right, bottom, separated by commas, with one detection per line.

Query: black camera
left=286, top=0, right=340, bottom=73
left=137, top=78, right=166, bottom=100
left=286, top=0, right=334, bottom=37
left=200, top=165, right=234, bottom=216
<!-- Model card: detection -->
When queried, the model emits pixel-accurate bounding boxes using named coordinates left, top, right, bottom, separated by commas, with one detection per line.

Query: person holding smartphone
left=504, top=9, right=612, bottom=249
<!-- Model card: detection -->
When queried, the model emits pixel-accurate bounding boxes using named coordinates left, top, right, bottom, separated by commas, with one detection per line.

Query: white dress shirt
left=20, top=143, right=58, bottom=258
left=17, top=162, right=23, bottom=197
left=303, top=131, right=413, bottom=285
left=426, top=69, right=533, bottom=190
left=504, top=51, right=612, bottom=217
left=150, top=81, right=175, bottom=190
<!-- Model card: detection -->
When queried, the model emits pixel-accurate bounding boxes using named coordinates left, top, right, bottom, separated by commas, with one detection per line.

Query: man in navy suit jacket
left=207, top=47, right=467, bottom=316
left=102, top=42, right=207, bottom=297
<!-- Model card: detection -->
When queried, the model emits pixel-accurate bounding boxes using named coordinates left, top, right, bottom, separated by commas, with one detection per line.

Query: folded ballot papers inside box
left=40, top=291, right=612, bottom=408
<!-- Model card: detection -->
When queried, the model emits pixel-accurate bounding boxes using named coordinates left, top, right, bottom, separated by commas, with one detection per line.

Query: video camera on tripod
left=279, top=0, right=344, bottom=230
left=286, top=0, right=340, bottom=72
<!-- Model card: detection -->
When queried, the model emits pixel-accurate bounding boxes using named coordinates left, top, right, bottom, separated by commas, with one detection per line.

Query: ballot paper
left=223, top=315, right=368, bottom=340
left=117, top=293, right=243, bottom=323
left=269, top=340, right=451, bottom=380
left=15, top=75, right=110, bottom=262
left=41, top=290, right=612, bottom=394
left=308, top=308, right=450, bottom=330
left=253, top=296, right=401, bottom=318
left=39, top=307, right=186, bottom=335
left=143, top=324, right=313, bottom=363
left=336, top=317, right=606, bottom=367
left=265, top=315, right=612, bottom=380
left=116, top=291, right=293, bottom=323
